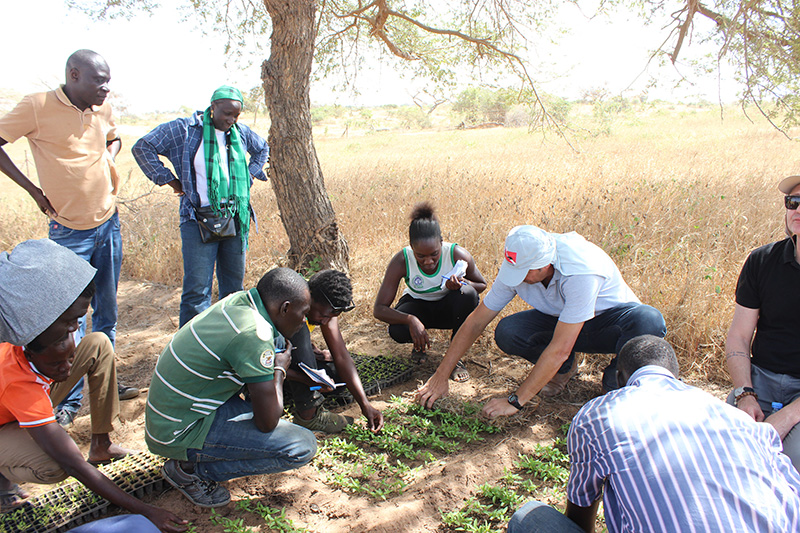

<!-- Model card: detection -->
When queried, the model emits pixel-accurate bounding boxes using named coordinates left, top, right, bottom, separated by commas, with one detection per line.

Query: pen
left=441, top=275, right=467, bottom=286
left=310, top=386, right=322, bottom=391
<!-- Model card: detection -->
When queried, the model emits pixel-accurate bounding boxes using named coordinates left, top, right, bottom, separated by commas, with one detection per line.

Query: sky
left=0, top=1, right=739, bottom=114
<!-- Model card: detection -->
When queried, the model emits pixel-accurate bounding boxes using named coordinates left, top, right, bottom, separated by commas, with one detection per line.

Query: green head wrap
left=211, top=85, right=243, bottom=103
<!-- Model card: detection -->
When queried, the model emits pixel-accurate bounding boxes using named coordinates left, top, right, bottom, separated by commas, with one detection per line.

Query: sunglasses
left=785, top=195, right=800, bottom=210
left=320, top=290, right=355, bottom=313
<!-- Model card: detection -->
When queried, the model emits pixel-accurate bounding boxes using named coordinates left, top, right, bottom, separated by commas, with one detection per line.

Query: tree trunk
left=261, top=0, right=350, bottom=273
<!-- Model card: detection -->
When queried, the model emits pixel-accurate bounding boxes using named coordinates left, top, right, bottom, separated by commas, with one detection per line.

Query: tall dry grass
left=1, top=106, right=797, bottom=384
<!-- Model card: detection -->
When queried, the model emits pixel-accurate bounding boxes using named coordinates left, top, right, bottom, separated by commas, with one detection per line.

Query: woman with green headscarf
left=133, top=85, right=270, bottom=327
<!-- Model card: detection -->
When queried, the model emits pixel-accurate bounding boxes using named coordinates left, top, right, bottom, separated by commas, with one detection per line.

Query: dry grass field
left=2, top=104, right=793, bottom=383
left=1, top=103, right=798, bottom=531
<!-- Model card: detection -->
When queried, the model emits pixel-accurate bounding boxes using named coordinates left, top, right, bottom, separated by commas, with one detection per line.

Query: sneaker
left=539, top=355, right=579, bottom=398
left=55, top=408, right=76, bottom=429
left=293, top=407, right=353, bottom=433
left=118, top=383, right=140, bottom=401
left=161, top=459, right=230, bottom=508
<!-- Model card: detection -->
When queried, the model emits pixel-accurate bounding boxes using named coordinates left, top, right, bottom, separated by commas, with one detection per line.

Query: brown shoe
left=539, top=356, right=579, bottom=397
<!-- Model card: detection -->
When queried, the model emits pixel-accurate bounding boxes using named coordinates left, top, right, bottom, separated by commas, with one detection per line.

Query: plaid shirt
left=132, top=112, right=269, bottom=223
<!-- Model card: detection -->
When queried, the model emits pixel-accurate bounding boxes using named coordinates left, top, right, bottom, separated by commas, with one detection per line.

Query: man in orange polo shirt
left=0, top=49, right=138, bottom=416
left=0, top=239, right=186, bottom=530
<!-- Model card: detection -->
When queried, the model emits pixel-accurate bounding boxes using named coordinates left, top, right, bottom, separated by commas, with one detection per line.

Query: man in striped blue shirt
left=508, top=335, right=800, bottom=532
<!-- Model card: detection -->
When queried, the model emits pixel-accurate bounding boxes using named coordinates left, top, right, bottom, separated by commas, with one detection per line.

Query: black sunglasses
left=320, top=290, right=355, bottom=313
left=785, top=195, right=800, bottom=210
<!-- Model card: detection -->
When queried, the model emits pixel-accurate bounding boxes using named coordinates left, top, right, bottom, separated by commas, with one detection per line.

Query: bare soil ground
left=29, top=278, right=728, bottom=532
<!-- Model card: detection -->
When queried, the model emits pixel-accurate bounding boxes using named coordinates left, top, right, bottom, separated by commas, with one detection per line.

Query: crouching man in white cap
left=416, top=226, right=666, bottom=418
left=0, top=239, right=186, bottom=530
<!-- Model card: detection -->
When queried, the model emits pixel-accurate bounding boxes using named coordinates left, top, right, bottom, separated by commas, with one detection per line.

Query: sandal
left=410, top=349, right=428, bottom=365
left=0, top=484, right=29, bottom=513
left=450, top=360, right=470, bottom=383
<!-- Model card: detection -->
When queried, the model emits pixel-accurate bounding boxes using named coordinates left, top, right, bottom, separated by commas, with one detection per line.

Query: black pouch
left=194, top=206, right=236, bottom=243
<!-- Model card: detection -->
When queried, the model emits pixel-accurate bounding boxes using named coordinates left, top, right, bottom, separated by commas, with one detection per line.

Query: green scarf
left=203, top=87, right=250, bottom=249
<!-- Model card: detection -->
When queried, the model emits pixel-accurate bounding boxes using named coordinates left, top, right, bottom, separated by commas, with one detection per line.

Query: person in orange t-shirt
left=0, top=239, right=186, bottom=531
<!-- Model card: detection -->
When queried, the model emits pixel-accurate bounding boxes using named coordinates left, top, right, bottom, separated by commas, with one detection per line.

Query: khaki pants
left=0, top=333, right=120, bottom=484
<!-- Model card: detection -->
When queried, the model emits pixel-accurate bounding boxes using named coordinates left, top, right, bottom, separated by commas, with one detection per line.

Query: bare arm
left=565, top=499, right=600, bottom=533
left=482, top=320, right=584, bottom=418
left=373, top=252, right=429, bottom=352
left=416, top=302, right=500, bottom=408
left=249, top=349, right=291, bottom=432
left=322, top=319, right=384, bottom=432
left=725, top=304, right=763, bottom=421
left=453, top=246, right=487, bottom=293
left=0, top=138, right=56, bottom=217
left=28, top=424, right=186, bottom=532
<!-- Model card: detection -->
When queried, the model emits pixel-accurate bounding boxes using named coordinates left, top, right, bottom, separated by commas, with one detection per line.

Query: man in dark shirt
left=726, top=174, right=800, bottom=470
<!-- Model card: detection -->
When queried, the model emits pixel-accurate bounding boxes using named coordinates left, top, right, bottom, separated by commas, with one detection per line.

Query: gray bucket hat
left=0, top=239, right=96, bottom=346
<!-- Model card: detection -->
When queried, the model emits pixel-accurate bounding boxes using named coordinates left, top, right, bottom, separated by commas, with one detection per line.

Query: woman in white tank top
left=373, top=202, right=487, bottom=382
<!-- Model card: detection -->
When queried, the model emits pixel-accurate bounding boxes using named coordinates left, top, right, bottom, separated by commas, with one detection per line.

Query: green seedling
left=236, top=499, right=308, bottom=532
left=210, top=509, right=255, bottom=533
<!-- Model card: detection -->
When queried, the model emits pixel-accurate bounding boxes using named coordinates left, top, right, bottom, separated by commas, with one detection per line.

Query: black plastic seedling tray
left=324, top=354, right=414, bottom=406
left=0, top=452, right=166, bottom=533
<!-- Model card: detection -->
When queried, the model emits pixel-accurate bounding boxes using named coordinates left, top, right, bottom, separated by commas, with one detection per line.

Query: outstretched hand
left=416, top=372, right=449, bottom=409
left=143, top=506, right=188, bottom=532
left=362, top=403, right=385, bottom=433
left=481, top=397, right=520, bottom=419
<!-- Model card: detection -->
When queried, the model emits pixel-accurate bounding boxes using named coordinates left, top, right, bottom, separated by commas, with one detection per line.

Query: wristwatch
left=507, top=393, right=523, bottom=410
left=733, top=386, right=757, bottom=406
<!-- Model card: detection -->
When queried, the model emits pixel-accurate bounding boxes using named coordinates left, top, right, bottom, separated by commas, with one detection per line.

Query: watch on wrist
left=507, top=393, right=523, bottom=410
left=734, top=386, right=757, bottom=405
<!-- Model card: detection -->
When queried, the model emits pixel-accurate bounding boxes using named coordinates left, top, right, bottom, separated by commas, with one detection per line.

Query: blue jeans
left=67, top=515, right=159, bottom=533
left=494, top=303, right=666, bottom=390
left=507, top=501, right=585, bottom=533
left=186, top=395, right=317, bottom=482
left=48, top=211, right=122, bottom=345
left=179, top=219, right=246, bottom=327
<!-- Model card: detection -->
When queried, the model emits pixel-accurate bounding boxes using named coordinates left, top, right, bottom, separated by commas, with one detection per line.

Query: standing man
left=145, top=268, right=317, bottom=508
left=0, top=49, right=137, bottom=402
left=0, top=239, right=186, bottom=531
left=416, top=225, right=666, bottom=416
left=132, top=85, right=269, bottom=327
left=285, top=269, right=384, bottom=433
left=507, top=336, right=800, bottom=532
left=726, top=174, right=800, bottom=470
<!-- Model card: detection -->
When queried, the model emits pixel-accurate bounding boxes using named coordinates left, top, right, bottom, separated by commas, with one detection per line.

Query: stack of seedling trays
left=324, top=354, right=414, bottom=406
left=0, top=452, right=165, bottom=533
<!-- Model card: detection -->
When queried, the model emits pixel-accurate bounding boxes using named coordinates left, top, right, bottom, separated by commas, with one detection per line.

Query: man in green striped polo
left=145, top=267, right=317, bottom=508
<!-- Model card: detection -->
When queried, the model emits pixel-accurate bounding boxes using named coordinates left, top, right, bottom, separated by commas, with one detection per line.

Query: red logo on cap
left=505, top=249, right=517, bottom=265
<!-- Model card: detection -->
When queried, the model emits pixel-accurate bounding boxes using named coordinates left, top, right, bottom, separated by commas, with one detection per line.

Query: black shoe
left=55, top=408, right=76, bottom=428
left=601, top=357, right=619, bottom=393
left=118, top=383, right=140, bottom=401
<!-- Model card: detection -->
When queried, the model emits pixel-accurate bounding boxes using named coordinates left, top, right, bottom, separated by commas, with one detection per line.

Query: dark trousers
left=388, top=285, right=480, bottom=343
left=494, top=303, right=666, bottom=389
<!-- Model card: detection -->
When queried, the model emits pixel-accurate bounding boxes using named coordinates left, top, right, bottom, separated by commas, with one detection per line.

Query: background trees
left=72, top=0, right=800, bottom=269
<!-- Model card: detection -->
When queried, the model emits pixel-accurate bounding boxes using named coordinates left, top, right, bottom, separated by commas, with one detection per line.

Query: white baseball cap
left=496, top=226, right=556, bottom=286
left=779, top=175, right=800, bottom=194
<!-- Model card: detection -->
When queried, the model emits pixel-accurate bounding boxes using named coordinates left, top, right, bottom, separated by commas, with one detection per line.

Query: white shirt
left=193, top=129, right=230, bottom=207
